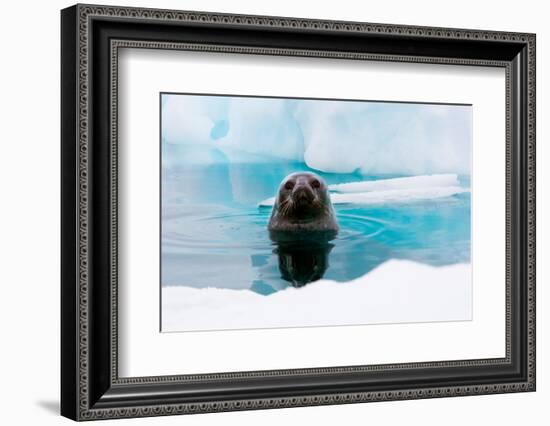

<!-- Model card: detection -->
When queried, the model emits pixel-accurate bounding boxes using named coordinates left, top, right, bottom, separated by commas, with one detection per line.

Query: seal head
left=268, top=172, right=339, bottom=233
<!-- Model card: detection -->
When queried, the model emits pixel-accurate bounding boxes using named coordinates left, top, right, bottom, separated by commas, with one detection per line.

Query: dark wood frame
left=61, top=3, right=536, bottom=421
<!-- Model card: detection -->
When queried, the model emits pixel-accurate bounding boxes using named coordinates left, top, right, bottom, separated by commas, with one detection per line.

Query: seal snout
left=293, top=184, right=315, bottom=205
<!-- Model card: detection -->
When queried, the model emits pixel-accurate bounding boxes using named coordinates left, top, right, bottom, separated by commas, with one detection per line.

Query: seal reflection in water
left=268, top=172, right=338, bottom=287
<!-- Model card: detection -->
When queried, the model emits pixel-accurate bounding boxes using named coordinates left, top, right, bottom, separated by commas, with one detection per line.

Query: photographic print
left=160, top=93, right=472, bottom=332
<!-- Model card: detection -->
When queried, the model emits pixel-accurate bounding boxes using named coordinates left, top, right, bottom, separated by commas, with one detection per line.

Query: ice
left=334, top=186, right=467, bottom=205
left=296, top=102, right=471, bottom=175
left=162, top=94, right=230, bottom=146
left=329, top=174, right=460, bottom=193
left=162, top=95, right=472, bottom=175
left=162, top=260, right=472, bottom=332
left=219, top=97, right=304, bottom=162
left=162, top=95, right=304, bottom=164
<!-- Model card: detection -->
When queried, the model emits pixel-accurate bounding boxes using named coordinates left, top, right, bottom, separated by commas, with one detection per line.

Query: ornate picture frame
left=61, top=3, right=536, bottom=420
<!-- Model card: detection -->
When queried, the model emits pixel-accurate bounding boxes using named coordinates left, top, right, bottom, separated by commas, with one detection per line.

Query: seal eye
left=311, top=179, right=321, bottom=189
left=284, top=181, right=295, bottom=190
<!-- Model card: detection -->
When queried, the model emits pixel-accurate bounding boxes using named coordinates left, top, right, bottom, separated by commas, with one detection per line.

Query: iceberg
left=162, top=259, right=472, bottom=332
left=161, top=95, right=472, bottom=175
left=296, top=102, right=472, bottom=175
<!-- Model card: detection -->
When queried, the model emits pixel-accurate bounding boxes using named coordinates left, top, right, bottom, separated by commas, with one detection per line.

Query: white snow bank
left=162, top=260, right=472, bottom=332
left=258, top=174, right=468, bottom=207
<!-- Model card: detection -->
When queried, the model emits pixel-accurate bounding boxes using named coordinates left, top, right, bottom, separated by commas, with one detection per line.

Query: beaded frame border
left=72, top=4, right=535, bottom=420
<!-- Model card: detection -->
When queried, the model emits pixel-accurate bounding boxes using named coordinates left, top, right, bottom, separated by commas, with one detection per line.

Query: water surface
left=161, top=162, right=470, bottom=295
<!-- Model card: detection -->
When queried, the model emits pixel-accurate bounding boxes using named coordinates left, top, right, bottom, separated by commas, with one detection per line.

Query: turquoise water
left=161, top=162, right=470, bottom=295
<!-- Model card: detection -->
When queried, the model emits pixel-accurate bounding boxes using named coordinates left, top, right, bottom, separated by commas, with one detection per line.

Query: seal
left=268, top=172, right=338, bottom=287
left=268, top=172, right=339, bottom=233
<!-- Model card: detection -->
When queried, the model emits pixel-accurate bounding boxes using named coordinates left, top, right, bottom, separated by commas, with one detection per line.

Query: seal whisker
left=278, top=198, right=293, bottom=217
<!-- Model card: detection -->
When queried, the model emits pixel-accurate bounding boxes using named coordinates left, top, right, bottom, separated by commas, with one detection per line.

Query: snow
left=162, top=260, right=472, bottom=332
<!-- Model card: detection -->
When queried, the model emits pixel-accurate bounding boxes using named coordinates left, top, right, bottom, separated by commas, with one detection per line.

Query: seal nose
left=293, top=185, right=314, bottom=203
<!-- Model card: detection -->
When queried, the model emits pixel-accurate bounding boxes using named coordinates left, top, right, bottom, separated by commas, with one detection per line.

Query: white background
left=119, top=49, right=504, bottom=376
left=0, top=0, right=547, bottom=425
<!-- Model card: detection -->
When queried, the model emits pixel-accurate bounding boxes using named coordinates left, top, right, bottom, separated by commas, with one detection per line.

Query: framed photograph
left=61, top=4, right=536, bottom=421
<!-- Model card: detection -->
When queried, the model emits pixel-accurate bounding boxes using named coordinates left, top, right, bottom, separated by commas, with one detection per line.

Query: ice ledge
left=162, top=259, right=472, bottom=332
